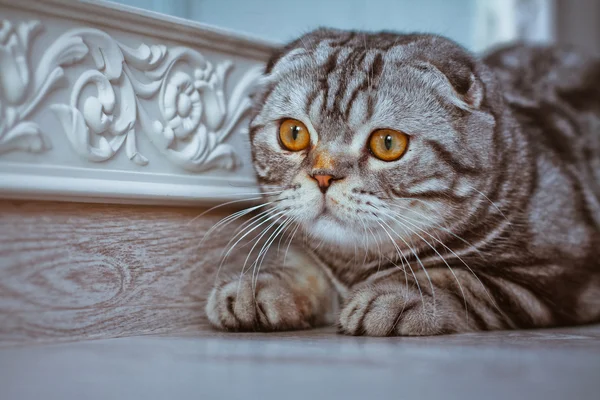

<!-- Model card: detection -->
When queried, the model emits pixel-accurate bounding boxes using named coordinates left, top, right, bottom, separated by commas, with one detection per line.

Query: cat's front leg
left=205, top=248, right=336, bottom=331
left=338, top=279, right=466, bottom=337
left=337, top=266, right=576, bottom=336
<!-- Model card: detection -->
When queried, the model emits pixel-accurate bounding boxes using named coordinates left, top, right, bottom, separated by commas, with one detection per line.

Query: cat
left=205, top=28, right=600, bottom=336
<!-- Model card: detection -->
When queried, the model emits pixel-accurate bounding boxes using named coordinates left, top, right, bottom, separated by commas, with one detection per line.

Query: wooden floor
left=2, top=200, right=600, bottom=399
left=2, top=325, right=600, bottom=400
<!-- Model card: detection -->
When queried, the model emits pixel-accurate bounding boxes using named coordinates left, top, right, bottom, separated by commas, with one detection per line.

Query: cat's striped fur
left=206, top=28, right=600, bottom=336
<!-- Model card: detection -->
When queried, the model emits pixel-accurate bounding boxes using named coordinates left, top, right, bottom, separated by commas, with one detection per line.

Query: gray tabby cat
left=205, top=28, right=600, bottom=336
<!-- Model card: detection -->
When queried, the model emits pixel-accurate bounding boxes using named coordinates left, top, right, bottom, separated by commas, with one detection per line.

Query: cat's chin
left=306, top=214, right=365, bottom=248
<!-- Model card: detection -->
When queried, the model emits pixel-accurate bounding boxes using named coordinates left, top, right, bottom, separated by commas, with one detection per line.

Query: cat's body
left=206, top=29, right=600, bottom=336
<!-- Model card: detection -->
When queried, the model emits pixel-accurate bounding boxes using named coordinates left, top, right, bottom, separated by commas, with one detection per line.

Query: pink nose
left=312, top=174, right=334, bottom=193
left=314, top=174, right=333, bottom=187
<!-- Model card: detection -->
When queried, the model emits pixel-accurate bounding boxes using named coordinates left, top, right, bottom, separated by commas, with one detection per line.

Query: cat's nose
left=311, top=174, right=340, bottom=193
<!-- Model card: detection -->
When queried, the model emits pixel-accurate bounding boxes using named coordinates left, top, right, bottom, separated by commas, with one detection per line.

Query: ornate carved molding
left=0, top=19, right=263, bottom=172
left=0, top=1, right=275, bottom=205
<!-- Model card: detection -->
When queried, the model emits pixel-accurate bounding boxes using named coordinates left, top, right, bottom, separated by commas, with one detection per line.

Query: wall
left=114, top=0, right=478, bottom=49
left=190, top=0, right=477, bottom=49
left=112, top=0, right=600, bottom=55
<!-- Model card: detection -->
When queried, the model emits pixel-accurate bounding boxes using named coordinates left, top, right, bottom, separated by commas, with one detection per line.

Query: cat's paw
left=338, top=283, right=443, bottom=336
left=205, top=272, right=316, bottom=331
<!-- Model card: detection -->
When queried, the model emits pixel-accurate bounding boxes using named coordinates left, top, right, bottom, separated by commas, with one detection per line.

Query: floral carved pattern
left=0, top=20, right=263, bottom=172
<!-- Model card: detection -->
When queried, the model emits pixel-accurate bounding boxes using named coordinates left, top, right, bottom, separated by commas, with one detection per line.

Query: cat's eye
left=279, top=119, right=310, bottom=151
left=368, top=129, right=409, bottom=161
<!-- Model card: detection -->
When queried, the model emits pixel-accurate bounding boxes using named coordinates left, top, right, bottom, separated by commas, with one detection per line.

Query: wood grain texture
left=0, top=200, right=259, bottom=346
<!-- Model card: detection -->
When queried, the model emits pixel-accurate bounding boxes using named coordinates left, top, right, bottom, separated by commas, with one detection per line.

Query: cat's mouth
left=316, top=193, right=351, bottom=219
left=309, top=207, right=360, bottom=246
left=317, top=205, right=345, bottom=225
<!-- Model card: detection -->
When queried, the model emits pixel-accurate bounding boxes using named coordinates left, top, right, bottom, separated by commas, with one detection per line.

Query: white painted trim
left=0, top=0, right=277, bottom=206
left=4, top=0, right=276, bottom=59
left=0, top=167, right=261, bottom=206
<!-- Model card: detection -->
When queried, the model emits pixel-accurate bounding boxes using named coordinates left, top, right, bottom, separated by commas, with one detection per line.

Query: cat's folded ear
left=420, top=48, right=485, bottom=110
left=438, top=61, right=485, bottom=110
left=462, top=73, right=485, bottom=110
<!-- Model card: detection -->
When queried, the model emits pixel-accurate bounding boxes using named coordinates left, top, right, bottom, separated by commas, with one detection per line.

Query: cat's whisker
left=202, top=207, right=255, bottom=240
left=235, top=212, right=288, bottom=300
left=352, top=221, right=361, bottom=264
left=202, top=207, right=260, bottom=280
left=378, top=222, right=419, bottom=315
left=251, top=217, right=295, bottom=297
left=371, top=226, right=384, bottom=274
left=225, top=181, right=283, bottom=189
left=310, top=227, right=329, bottom=251
left=357, top=215, right=372, bottom=268
left=218, top=208, right=285, bottom=276
left=387, top=209, right=490, bottom=286
left=277, top=214, right=298, bottom=255
left=381, top=223, right=421, bottom=335
left=375, top=220, right=424, bottom=311
left=229, top=206, right=290, bottom=251
left=377, top=217, right=436, bottom=314
left=462, top=184, right=511, bottom=224
left=187, top=197, right=262, bottom=226
left=387, top=197, right=452, bottom=236
left=213, top=208, right=283, bottom=285
left=380, top=211, right=466, bottom=323
left=385, top=208, right=501, bottom=316
left=187, top=191, right=284, bottom=226
left=201, top=200, right=283, bottom=246
left=221, top=207, right=281, bottom=251
left=252, top=216, right=293, bottom=279
left=367, top=192, right=463, bottom=243
left=388, top=201, right=486, bottom=261
left=223, top=189, right=284, bottom=196
left=283, top=218, right=302, bottom=267
left=238, top=212, right=287, bottom=280
left=373, top=192, right=463, bottom=217
left=360, top=216, right=383, bottom=273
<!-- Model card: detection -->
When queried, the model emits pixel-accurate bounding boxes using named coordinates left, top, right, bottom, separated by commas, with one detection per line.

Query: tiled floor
left=2, top=325, right=600, bottom=400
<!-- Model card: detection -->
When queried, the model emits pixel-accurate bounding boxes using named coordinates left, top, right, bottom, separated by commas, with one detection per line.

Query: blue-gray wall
left=113, top=0, right=478, bottom=49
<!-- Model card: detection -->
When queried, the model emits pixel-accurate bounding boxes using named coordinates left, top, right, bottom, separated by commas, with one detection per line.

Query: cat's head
left=249, top=28, right=499, bottom=251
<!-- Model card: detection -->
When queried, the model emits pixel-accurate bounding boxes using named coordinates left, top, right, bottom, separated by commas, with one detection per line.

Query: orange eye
left=279, top=119, right=310, bottom=151
left=368, top=129, right=409, bottom=161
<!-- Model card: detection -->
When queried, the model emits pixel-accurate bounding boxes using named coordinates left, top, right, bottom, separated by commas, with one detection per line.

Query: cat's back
left=484, top=43, right=600, bottom=191
left=483, top=43, right=600, bottom=107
